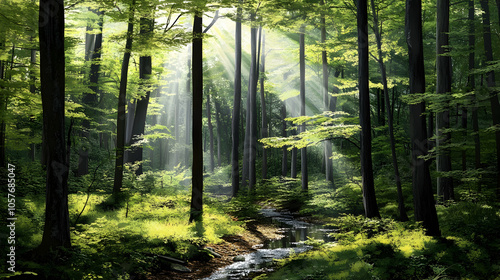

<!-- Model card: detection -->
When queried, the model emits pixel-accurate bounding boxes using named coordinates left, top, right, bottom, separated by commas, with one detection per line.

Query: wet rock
left=233, top=255, right=246, bottom=262
left=170, top=263, right=191, bottom=273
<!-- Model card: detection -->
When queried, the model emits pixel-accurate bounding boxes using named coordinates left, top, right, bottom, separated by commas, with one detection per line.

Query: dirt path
left=146, top=222, right=283, bottom=280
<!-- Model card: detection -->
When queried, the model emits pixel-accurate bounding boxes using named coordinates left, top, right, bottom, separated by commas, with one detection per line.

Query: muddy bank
left=146, top=222, right=283, bottom=280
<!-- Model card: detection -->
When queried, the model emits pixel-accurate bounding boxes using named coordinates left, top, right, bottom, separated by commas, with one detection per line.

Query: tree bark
left=436, top=0, right=454, bottom=201
left=370, top=0, right=408, bottom=221
left=480, top=0, right=500, bottom=198
left=128, top=16, right=153, bottom=175
left=469, top=0, right=480, bottom=170
left=281, top=102, right=288, bottom=177
left=260, top=30, right=268, bottom=180
left=38, top=0, right=71, bottom=250
left=321, top=0, right=334, bottom=186
left=113, top=2, right=135, bottom=194
left=299, top=24, right=308, bottom=191
left=358, top=0, right=380, bottom=218
left=231, top=3, right=242, bottom=197
left=190, top=14, right=203, bottom=223
left=207, top=92, right=215, bottom=172
left=405, top=0, right=440, bottom=236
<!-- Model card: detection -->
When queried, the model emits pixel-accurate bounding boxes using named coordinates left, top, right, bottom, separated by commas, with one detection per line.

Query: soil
left=145, top=221, right=284, bottom=280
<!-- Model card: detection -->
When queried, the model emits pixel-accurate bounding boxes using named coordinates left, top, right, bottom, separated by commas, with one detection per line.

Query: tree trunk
left=468, top=0, right=480, bottom=171
left=405, top=0, right=441, bottom=236
left=436, top=0, right=454, bottom=201
left=370, top=0, right=408, bottom=221
left=299, top=24, right=308, bottom=191
left=480, top=0, right=500, bottom=198
left=113, top=2, right=135, bottom=194
left=190, top=14, right=203, bottom=223
left=128, top=16, right=153, bottom=175
left=214, top=98, right=222, bottom=167
left=207, top=92, right=215, bottom=172
left=232, top=3, right=242, bottom=197
left=260, top=30, right=268, bottom=180
left=321, top=0, right=334, bottom=186
left=78, top=8, right=103, bottom=176
left=281, top=102, right=288, bottom=177
left=38, top=0, right=71, bottom=250
left=185, top=53, right=192, bottom=167
left=358, top=0, right=380, bottom=218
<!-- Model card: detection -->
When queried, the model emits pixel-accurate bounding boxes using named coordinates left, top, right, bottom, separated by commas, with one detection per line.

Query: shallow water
left=203, top=209, right=336, bottom=280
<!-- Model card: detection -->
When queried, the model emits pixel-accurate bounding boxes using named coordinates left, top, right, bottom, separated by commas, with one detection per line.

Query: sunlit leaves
left=260, top=111, right=360, bottom=150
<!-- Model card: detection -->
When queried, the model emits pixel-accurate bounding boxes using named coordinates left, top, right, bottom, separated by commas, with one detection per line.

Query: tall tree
left=190, top=13, right=203, bottom=222
left=38, top=0, right=71, bottom=250
left=207, top=91, right=215, bottom=172
left=127, top=15, right=153, bottom=175
left=370, top=0, right=408, bottom=221
left=321, top=0, right=334, bottom=186
left=405, top=0, right=440, bottom=236
left=260, top=30, right=268, bottom=180
left=231, top=2, right=242, bottom=197
left=358, top=0, right=379, bottom=218
left=436, top=0, right=454, bottom=201
left=299, top=24, right=308, bottom=191
left=78, top=7, right=104, bottom=176
left=468, top=0, right=480, bottom=170
left=113, top=1, right=135, bottom=194
left=480, top=0, right=500, bottom=198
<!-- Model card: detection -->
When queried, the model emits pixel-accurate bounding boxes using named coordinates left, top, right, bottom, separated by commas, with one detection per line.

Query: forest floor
left=147, top=221, right=283, bottom=280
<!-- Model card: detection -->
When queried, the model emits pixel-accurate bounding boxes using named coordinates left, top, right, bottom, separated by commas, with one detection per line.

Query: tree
left=299, top=24, right=308, bottom=191
left=113, top=1, right=135, bottom=194
left=357, top=0, right=379, bottom=218
left=127, top=15, right=153, bottom=176
left=321, top=0, right=334, bottom=186
left=405, top=0, right=440, bottom=236
left=78, top=7, right=104, bottom=177
left=38, top=0, right=71, bottom=250
left=370, top=0, right=408, bottom=221
left=190, top=13, right=203, bottom=223
left=479, top=0, right=500, bottom=198
left=231, top=2, right=242, bottom=197
left=436, top=0, right=454, bottom=201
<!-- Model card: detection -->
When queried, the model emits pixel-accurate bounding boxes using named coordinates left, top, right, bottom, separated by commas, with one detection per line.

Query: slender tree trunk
left=29, top=47, right=37, bottom=161
left=249, top=25, right=262, bottom=191
left=469, top=0, right=480, bottom=170
left=214, top=99, right=222, bottom=167
left=190, top=13, right=203, bottom=223
left=321, top=0, right=334, bottom=186
left=358, top=0, right=379, bottom=218
left=406, top=0, right=440, bottom=236
left=436, top=0, right=454, bottom=201
left=480, top=0, right=500, bottom=198
left=231, top=3, right=242, bottom=197
left=185, top=55, right=191, bottom=167
left=370, top=0, right=408, bottom=221
left=281, top=102, right=288, bottom=177
left=38, top=0, right=71, bottom=250
left=113, top=2, right=135, bottom=194
left=260, top=30, right=268, bottom=180
left=299, top=24, right=308, bottom=191
left=207, top=92, right=215, bottom=172
left=128, top=16, right=153, bottom=175
left=78, top=8, right=104, bottom=176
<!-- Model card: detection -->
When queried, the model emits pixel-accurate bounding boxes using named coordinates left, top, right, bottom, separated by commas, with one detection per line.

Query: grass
left=0, top=165, right=246, bottom=279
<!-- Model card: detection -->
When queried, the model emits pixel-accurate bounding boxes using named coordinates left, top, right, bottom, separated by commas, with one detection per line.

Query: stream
left=203, top=209, right=336, bottom=280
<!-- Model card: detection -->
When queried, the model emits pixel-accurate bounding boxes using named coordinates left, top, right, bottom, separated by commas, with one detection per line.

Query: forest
left=1, top=0, right=500, bottom=279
